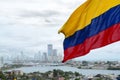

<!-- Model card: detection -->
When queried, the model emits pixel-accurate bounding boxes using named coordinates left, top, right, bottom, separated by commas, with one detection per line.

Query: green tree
left=75, top=78, right=80, bottom=80
left=0, top=71, right=6, bottom=80
left=53, top=69, right=58, bottom=77
left=82, top=61, right=88, bottom=66
left=75, top=72, right=80, bottom=77
left=96, top=78, right=102, bottom=80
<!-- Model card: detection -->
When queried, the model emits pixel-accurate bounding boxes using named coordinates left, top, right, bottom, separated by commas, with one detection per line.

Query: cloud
left=18, top=10, right=63, bottom=26
left=20, top=10, right=61, bottom=18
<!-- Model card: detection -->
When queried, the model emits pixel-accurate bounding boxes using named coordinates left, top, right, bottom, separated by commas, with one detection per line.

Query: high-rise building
left=53, top=49, right=57, bottom=56
left=43, top=52, right=48, bottom=62
left=47, top=44, right=53, bottom=56
left=53, top=49, right=58, bottom=63
left=34, top=51, right=41, bottom=61
left=21, top=51, right=25, bottom=61
left=38, top=51, right=42, bottom=61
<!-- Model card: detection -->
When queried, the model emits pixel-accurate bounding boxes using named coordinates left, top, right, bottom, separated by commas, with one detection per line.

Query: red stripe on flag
left=63, top=23, right=120, bottom=62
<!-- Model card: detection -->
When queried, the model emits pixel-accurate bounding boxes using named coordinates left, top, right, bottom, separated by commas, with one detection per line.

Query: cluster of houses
left=0, top=70, right=119, bottom=80
left=66, top=60, right=120, bottom=70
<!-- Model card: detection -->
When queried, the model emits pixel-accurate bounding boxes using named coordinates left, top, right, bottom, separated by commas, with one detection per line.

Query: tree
left=0, top=71, right=6, bottom=80
left=75, top=78, right=80, bottom=80
left=82, top=61, right=88, bottom=66
left=75, top=72, right=80, bottom=77
left=53, top=69, right=58, bottom=77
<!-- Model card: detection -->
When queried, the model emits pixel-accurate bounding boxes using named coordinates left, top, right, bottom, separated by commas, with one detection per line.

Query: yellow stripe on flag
left=58, top=0, right=120, bottom=38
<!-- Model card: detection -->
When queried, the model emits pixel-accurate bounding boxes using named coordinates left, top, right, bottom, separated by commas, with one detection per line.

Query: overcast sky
left=0, top=0, right=120, bottom=61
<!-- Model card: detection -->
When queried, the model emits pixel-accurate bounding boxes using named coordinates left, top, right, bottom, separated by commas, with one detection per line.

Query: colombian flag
left=59, top=0, right=120, bottom=62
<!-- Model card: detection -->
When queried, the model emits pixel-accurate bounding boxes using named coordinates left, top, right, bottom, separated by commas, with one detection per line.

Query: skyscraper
left=53, top=49, right=58, bottom=63
left=43, top=52, right=48, bottom=62
left=53, top=49, right=57, bottom=56
left=34, top=51, right=41, bottom=61
left=47, top=44, right=53, bottom=56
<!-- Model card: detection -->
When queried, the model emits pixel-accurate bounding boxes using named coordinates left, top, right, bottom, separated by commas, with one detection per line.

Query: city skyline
left=0, top=44, right=62, bottom=62
left=0, top=0, right=120, bottom=61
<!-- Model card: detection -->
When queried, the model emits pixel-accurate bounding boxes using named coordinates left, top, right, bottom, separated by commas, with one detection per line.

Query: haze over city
left=0, top=0, right=120, bottom=61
